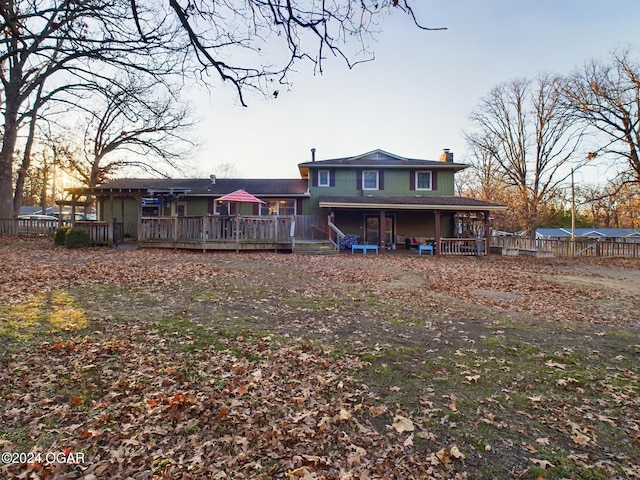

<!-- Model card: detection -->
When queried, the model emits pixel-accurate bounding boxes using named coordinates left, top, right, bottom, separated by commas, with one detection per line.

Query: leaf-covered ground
left=1, top=238, right=639, bottom=479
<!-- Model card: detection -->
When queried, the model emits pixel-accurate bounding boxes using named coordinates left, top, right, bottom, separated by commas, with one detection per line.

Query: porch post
left=110, top=194, right=115, bottom=245
left=71, top=194, right=77, bottom=226
left=484, top=211, right=491, bottom=256
left=379, top=210, right=386, bottom=249
left=434, top=210, right=441, bottom=255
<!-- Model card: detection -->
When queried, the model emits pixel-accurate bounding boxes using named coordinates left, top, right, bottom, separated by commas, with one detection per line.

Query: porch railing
left=439, top=238, right=487, bottom=256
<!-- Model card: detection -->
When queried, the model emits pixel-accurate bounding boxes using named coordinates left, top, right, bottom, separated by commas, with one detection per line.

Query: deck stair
left=293, top=240, right=340, bottom=255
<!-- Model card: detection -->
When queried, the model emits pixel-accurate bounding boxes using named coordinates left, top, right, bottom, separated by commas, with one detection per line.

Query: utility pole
left=570, top=168, right=575, bottom=256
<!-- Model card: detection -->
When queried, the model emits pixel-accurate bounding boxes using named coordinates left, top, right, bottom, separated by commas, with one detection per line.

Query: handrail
left=327, top=221, right=345, bottom=249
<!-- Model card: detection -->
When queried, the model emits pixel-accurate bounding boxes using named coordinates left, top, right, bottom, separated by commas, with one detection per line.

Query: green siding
left=184, top=198, right=209, bottom=215
left=308, top=168, right=456, bottom=199
left=100, top=198, right=140, bottom=238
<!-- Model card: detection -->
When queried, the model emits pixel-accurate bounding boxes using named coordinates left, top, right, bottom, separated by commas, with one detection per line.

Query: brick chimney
left=439, top=148, right=453, bottom=162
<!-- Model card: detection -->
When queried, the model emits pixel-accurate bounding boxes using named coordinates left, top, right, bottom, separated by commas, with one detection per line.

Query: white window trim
left=362, top=170, right=379, bottom=190
left=318, top=169, right=330, bottom=187
left=415, top=170, right=432, bottom=191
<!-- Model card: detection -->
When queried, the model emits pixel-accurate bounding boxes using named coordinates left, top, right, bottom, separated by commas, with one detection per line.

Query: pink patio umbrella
left=217, top=189, right=265, bottom=214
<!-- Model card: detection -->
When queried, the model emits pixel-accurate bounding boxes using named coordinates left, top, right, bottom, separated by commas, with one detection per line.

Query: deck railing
left=139, top=215, right=294, bottom=244
left=293, top=215, right=329, bottom=240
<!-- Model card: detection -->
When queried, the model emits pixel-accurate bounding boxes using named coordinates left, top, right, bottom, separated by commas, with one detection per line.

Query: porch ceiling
left=318, top=195, right=507, bottom=211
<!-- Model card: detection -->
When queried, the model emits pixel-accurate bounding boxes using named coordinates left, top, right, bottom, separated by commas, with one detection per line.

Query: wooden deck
left=138, top=215, right=296, bottom=251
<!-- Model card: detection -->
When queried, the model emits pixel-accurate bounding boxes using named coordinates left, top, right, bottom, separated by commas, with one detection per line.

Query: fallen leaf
left=368, top=405, right=386, bottom=416
left=392, top=415, right=415, bottom=433
left=531, top=458, right=555, bottom=469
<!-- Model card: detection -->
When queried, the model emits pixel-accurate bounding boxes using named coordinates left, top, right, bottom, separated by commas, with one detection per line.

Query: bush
left=64, top=228, right=90, bottom=249
left=54, top=225, right=72, bottom=245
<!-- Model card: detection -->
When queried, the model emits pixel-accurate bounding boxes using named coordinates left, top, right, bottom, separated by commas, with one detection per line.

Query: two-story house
left=298, top=149, right=504, bottom=250
left=65, top=149, right=505, bottom=253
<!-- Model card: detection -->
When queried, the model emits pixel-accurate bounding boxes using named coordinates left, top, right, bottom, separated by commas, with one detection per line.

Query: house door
left=365, top=214, right=395, bottom=246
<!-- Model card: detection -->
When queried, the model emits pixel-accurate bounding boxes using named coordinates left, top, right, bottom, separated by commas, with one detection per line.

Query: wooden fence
left=491, top=236, right=640, bottom=258
left=0, top=218, right=112, bottom=245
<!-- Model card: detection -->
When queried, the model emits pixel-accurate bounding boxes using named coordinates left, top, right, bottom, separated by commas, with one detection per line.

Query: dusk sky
left=186, top=1, right=640, bottom=185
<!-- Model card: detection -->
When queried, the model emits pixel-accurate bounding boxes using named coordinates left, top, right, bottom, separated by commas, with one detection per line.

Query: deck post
left=434, top=210, right=441, bottom=255
left=235, top=214, right=240, bottom=253
left=379, top=210, right=386, bottom=250
left=274, top=216, right=279, bottom=251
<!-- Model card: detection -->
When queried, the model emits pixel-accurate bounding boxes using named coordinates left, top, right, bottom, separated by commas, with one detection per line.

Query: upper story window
left=318, top=170, right=330, bottom=187
left=362, top=170, right=379, bottom=190
left=415, top=171, right=432, bottom=190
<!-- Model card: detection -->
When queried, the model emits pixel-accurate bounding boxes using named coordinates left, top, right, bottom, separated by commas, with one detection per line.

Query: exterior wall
left=333, top=210, right=365, bottom=238
left=183, top=197, right=209, bottom=215
left=307, top=167, right=456, bottom=202
left=395, top=211, right=435, bottom=238
left=99, top=197, right=140, bottom=238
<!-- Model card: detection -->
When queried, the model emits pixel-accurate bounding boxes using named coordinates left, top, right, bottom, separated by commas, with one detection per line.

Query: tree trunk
left=0, top=107, right=19, bottom=218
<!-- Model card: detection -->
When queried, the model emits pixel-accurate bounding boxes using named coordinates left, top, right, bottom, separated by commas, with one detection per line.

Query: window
left=260, top=199, right=296, bottom=215
left=415, top=171, right=432, bottom=190
left=362, top=170, right=379, bottom=190
left=215, top=202, right=230, bottom=215
left=318, top=170, right=330, bottom=187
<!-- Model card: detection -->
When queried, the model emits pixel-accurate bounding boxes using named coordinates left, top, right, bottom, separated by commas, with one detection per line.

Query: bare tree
left=62, top=77, right=197, bottom=187
left=465, top=75, right=587, bottom=236
left=561, top=49, right=640, bottom=183
left=0, top=1, right=184, bottom=217
left=164, top=1, right=444, bottom=106
left=1, top=0, right=442, bottom=218
left=457, top=135, right=508, bottom=202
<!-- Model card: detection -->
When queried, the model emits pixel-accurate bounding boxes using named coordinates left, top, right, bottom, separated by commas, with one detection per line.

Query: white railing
left=439, top=238, right=487, bottom=256
left=327, top=221, right=346, bottom=250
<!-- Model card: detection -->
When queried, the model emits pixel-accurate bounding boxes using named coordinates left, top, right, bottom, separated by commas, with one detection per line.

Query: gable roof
left=69, top=178, right=309, bottom=197
left=298, top=148, right=468, bottom=176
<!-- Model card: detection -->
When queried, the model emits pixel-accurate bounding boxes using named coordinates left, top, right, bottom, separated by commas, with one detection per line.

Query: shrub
left=54, top=225, right=72, bottom=245
left=65, top=228, right=90, bottom=249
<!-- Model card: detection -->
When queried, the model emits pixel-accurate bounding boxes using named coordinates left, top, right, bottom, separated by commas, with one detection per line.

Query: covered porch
left=319, top=195, right=506, bottom=256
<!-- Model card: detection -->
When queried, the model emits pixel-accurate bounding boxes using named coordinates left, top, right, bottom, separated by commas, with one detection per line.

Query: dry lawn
left=1, top=238, right=639, bottom=479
